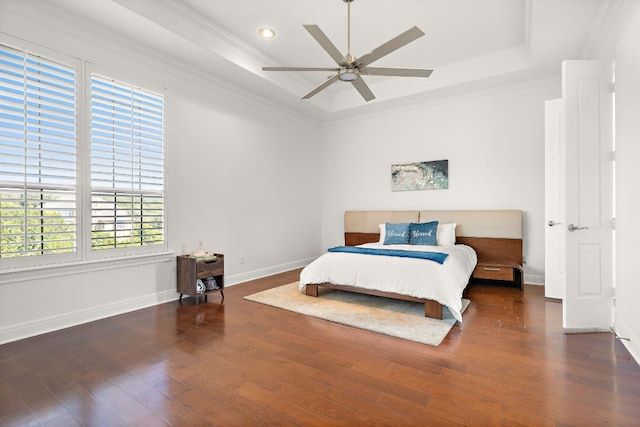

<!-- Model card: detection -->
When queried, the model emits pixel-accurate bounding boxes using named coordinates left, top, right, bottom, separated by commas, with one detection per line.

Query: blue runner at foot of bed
left=327, top=246, right=449, bottom=264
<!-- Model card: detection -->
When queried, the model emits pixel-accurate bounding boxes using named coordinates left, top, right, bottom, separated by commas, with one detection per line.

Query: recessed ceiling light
left=258, top=28, right=276, bottom=39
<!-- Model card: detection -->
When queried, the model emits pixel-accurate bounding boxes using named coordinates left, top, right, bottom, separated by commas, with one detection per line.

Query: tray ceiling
left=42, top=0, right=610, bottom=120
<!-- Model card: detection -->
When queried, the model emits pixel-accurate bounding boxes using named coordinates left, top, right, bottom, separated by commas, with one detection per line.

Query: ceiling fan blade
left=361, top=67, right=433, bottom=77
left=302, top=74, right=340, bottom=99
left=356, top=26, right=425, bottom=68
left=263, top=67, right=341, bottom=72
left=351, top=78, right=375, bottom=102
left=303, top=25, right=348, bottom=66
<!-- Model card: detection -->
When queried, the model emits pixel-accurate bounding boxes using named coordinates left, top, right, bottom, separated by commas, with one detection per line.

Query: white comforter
left=299, top=243, right=477, bottom=322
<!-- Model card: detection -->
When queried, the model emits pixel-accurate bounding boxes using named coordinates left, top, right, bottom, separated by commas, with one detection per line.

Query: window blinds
left=90, top=75, right=164, bottom=250
left=0, top=45, right=77, bottom=258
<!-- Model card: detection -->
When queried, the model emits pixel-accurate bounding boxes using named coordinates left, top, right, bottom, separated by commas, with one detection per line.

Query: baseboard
left=615, top=317, right=640, bottom=366
left=524, top=274, right=544, bottom=285
left=563, top=327, right=612, bottom=334
left=0, top=289, right=178, bottom=345
left=224, top=256, right=318, bottom=287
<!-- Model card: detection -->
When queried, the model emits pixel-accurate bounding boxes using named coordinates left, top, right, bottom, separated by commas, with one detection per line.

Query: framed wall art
left=391, top=159, right=448, bottom=191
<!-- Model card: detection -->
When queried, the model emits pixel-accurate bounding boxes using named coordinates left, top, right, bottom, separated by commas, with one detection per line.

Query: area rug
left=244, top=282, right=469, bottom=346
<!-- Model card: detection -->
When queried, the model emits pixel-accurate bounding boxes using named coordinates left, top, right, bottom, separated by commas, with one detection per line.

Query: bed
left=299, top=210, right=523, bottom=321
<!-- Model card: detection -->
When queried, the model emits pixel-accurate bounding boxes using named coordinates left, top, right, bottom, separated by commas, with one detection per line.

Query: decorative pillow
left=382, top=222, right=410, bottom=245
left=380, top=221, right=457, bottom=245
left=437, top=223, right=457, bottom=246
left=409, top=221, right=438, bottom=246
left=378, top=223, right=386, bottom=243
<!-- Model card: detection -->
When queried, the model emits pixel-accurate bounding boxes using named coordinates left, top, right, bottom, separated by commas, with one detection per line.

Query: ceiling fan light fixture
left=258, top=28, right=276, bottom=39
left=260, top=0, right=432, bottom=102
left=338, top=69, right=359, bottom=81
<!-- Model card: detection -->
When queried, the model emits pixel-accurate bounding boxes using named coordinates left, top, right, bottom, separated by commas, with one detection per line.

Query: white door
left=544, top=99, right=565, bottom=300
left=562, top=60, right=614, bottom=331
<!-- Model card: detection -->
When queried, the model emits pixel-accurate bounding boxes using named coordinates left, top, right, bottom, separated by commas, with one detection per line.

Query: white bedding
left=299, top=243, right=477, bottom=322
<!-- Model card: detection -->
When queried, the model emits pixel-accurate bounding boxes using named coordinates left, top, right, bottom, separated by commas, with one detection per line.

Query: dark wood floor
left=1, top=269, right=639, bottom=426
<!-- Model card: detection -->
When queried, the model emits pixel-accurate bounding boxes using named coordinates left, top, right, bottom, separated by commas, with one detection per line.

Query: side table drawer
left=473, top=265, right=514, bottom=281
left=196, top=258, right=224, bottom=278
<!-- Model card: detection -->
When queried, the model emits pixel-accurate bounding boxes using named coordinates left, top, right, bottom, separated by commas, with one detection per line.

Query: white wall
left=0, top=2, right=322, bottom=343
left=612, top=3, right=640, bottom=363
left=319, top=80, right=560, bottom=283
left=167, top=78, right=323, bottom=280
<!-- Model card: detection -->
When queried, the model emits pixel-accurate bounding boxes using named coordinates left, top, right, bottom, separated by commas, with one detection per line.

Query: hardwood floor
left=1, top=269, right=639, bottom=426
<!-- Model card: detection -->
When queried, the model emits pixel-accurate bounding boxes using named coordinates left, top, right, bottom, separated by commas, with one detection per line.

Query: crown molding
left=0, top=0, right=323, bottom=126
left=523, top=0, right=534, bottom=50
left=581, top=0, right=626, bottom=60
left=329, top=44, right=530, bottom=113
left=323, top=75, right=559, bottom=128
left=113, top=0, right=330, bottom=110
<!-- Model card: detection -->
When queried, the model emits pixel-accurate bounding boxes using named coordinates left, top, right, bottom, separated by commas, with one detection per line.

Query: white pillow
left=380, top=222, right=456, bottom=245
left=437, top=223, right=457, bottom=246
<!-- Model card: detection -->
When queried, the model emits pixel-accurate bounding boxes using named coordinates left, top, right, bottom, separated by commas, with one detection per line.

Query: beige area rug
left=244, top=282, right=469, bottom=346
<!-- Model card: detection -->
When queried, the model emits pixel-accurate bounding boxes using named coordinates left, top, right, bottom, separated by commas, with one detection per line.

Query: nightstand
left=176, top=254, right=224, bottom=303
left=472, top=260, right=523, bottom=289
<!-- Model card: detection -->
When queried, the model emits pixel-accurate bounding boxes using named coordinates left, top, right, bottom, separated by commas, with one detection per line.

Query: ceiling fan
left=262, top=0, right=433, bottom=102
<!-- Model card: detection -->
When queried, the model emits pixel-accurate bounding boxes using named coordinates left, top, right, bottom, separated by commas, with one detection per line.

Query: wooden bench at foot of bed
left=304, top=283, right=444, bottom=319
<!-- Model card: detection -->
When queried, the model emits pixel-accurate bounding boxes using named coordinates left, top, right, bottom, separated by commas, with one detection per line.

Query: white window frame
left=0, top=36, right=169, bottom=271
left=0, top=37, right=82, bottom=269
left=83, top=63, right=168, bottom=260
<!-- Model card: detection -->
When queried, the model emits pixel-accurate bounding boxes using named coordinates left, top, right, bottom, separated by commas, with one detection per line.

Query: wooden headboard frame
left=343, top=210, right=523, bottom=268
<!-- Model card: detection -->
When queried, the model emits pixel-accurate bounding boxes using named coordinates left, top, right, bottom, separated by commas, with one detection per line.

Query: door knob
left=568, top=223, right=588, bottom=232
left=547, top=220, right=562, bottom=227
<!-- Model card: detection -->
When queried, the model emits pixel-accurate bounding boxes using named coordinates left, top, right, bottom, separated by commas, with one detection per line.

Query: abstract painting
left=391, top=160, right=448, bottom=191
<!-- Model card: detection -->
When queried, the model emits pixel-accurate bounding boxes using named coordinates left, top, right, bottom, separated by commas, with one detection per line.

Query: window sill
left=0, top=251, right=175, bottom=285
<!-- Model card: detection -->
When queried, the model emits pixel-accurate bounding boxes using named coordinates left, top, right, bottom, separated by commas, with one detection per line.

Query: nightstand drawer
left=196, top=258, right=224, bottom=278
left=473, top=265, right=514, bottom=281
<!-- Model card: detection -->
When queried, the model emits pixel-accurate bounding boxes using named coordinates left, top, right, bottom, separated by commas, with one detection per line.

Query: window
left=0, top=44, right=77, bottom=259
left=0, top=38, right=166, bottom=267
left=90, top=75, right=164, bottom=251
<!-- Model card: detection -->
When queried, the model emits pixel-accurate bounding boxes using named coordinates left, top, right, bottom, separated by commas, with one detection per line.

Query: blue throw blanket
left=327, top=246, right=449, bottom=264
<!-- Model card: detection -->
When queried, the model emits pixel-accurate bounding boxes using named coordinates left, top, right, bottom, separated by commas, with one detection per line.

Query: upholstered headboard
left=344, top=210, right=523, bottom=266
